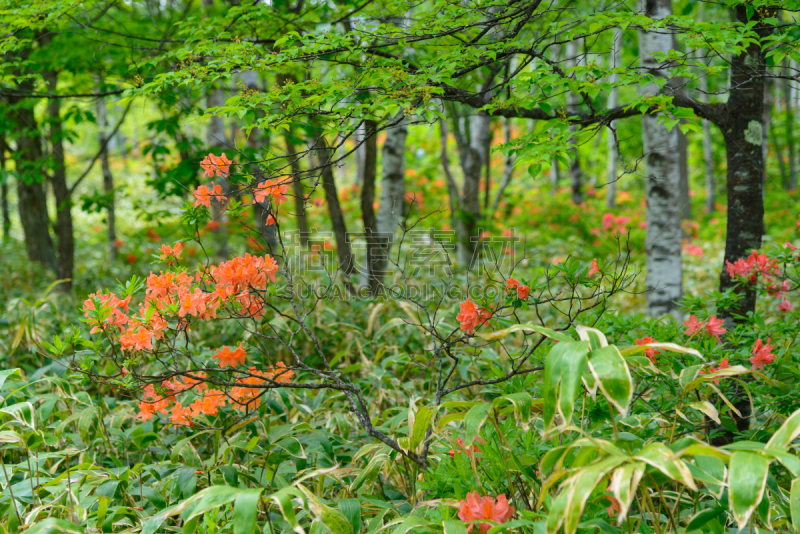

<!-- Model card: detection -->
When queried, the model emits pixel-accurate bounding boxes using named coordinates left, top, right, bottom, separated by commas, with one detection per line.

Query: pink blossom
left=750, top=338, right=776, bottom=372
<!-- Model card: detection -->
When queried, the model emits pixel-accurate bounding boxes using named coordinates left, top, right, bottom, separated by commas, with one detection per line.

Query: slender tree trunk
left=717, top=5, right=772, bottom=325
left=358, top=120, right=383, bottom=294
left=317, top=139, right=354, bottom=276
left=606, top=28, right=621, bottom=208
left=96, top=97, right=117, bottom=262
left=492, top=117, right=516, bottom=213
left=700, top=67, right=716, bottom=212
left=1, top=137, right=10, bottom=240
left=9, top=91, right=57, bottom=270
left=461, top=111, right=490, bottom=266
left=763, top=76, right=773, bottom=190
left=207, top=84, right=229, bottom=257
left=46, top=72, right=74, bottom=289
left=551, top=45, right=561, bottom=191
left=439, top=114, right=459, bottom=235
left=678, top=127, right=691, bottom=221
left=566, top=39, right=583, bottom=204
left=784, top=60, right=797, bottom=189
left=355, top=122, right=366, bottom=186
left=640, top=0, right=682, bottom=320
left=376, top=112, right=409, bottom=265
left=285, top=131, right=309, bottom=246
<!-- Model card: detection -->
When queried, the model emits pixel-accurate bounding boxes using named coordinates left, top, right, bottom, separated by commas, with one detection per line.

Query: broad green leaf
left=442, top=520, right=468, bottom=534
left=463, top=402, right=493, bottom=447
left=0, top=369, right=21, bottom=391
left=0, top=402, right=35, bottom=430
left=234, top=488, right=264, bottom=534
left=620, top=342, right=703, bottom=360
left=297, top=484, right=352, bottom=534
left=728, top=451, right=771, bottom=529
left=575, top=325, right=608, bottom=349
left=18, top=518, right=84, bottom=534
left=268, top=488, right=306, bottom=534
left=338, top=498, right=362, bottom=534
left=635, top=443, right=696, bottom=490
left=542, top=341, right=590, bottom=430
left=587, top=346, right=632, bottom=417
left=410, top=405, right=437, bottom=453
left=493, top=392, right=532, bottom=429
left=685, top=401, right=720, bottom=424
left=766, top=409, right=800, bottom=450
left=562, top=456, right=627, bottom=534
left=609, top=462, right=645, bottom=523
left=686, top=507, right=727, bottom=532
left=350, top=453, right=388, bottom=492
left=791, top=478, right=800, bottom=534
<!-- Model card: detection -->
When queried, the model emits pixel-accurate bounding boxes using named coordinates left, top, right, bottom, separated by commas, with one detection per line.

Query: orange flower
left=179, top=289, right=208, bottom=318
left=265, top=214, right=277, bottom=226
left=457, top=492, right=515, bottom=533
left=200, top=153, right=232, bottom=178
left=253, top=179, right=289, bottom=205
left=214, top=344, right=247, bottom=368
left=119, top=326, right=154, bottom=352
left=160, top=242, right=184, bottom=260
left=169, top=403, right=194, bottom=427
left=588, top=258, right=602, bottom=276
left=193, top=183, right=226, bottom=208
left=190, top=389, right=227, bottom=417
left=269, top=362, right=294, bottom=383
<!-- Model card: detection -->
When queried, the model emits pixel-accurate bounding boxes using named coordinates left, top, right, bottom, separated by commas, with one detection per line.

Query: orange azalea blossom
left=200, top=153, right=232, bottom=178
left=265, top=214, right=277, bottom=226
left=137, top=384, right=173, bottom=421
left=193, top=183, right=226, bottom=208
left=505, top=278, right=520, bottom=294
left=253, top=179, right=289, bottom=205
left=190, top=389, right=227, bottom=417
left=211, top=254, right=279, bottom=293
left=457, top=492, right=515, bottom=533
left=456, top=299, right=491, bottom=334
left=214, top=344, right=247, bottom=368
left=169, top=402, right=194, bottom=427
left=178, top=288, right=209, bottom=318
left=119, top=326, right=154, bottom=352
left=270, top=362, right=294, bottom=384
left=588, top=258, right=602, bottom=276
left=160, top=242, right=184, bottom=260
left=634, top=336, right=660, bottom=364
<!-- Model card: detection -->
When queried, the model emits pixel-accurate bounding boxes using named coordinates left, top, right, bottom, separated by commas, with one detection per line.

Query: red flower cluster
left=505, top=278, right=530, bottom=300
left=726, top=250, right=780, bottom=285
left=601, top=213, right=631, bottom=234
left=254, top=179, right=289, bottom=206
left=750, top=338, right=776, bottom=372
left=193, top=183, right=227, bottom=209
left=684, top=315, right=726, bottom=344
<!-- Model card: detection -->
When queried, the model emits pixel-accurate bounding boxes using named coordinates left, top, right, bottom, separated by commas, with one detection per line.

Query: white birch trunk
left=640, top=0, right=683, bottom=320
left=97, top=98, right=116, bottom=261
left=377, top=111, right=409, bottom=249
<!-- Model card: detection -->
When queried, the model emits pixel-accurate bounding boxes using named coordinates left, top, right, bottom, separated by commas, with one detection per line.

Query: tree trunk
left=439, top=113, right=460, bottom=235
left=606, top=28, right=621, bottom=209
left=678, top=127, right=691, bottom=221
left=492, top=117, right=516, bottom=213
left=207, top=84, right=229, bottom=257
left=700, top=65, right=716, bottom=213
left=358, top=120, right=383, bottom=294
left=640, top=0, right=683, bottom=320
left=376, top=112, right=408, bottom=265
left=551, top=44, right=561, bottom=191
left=317, top=139, right=354, bottom=276
left=762, top=76, right=772, bottom=189
left=96, top=97, right=117, bottom=262
left=784, top=60, right=797, bottom=189
left=10, top=92, right=57, bottom=270
left=566, top=39, right=583, bottom=205
left=46, top=72, right=74, bottom=289
left=1, top=136, right=10, bottom=240
left=717, top=4, right=771, bottom=325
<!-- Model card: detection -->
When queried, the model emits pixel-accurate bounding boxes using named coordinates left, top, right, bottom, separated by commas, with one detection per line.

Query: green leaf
left=297, top=484, right=352, bottom=534
left=442, top=520, right=468, bottom=534
left=0, top=402, right=35, bottom=430
left=542, top=341, right=590, bottom=430
left=575, top=325, right=608, bottom=349
left=728, top=451, right=771, bottom=529
left=587, top=346, right=632, bottom=417
left=234, top=488, right=264, bottom=534
left=350, top=453, right=388, bottom=492
left=791, top=478, right=800, bottom=534
left=0, top=369, right=21, bottom=391
left=766, top=409, right=800, bottom=450
left=410, top=405, right=437, bottom=453
left=463, top=402, right=493, bottom=447
left=493, top=392, right=532, bottom=430
left=18, top=518, right=84, bottom=534
left=268, top=488, right=305, bottom=534
left=685, top=507, right=726, bottom=532
left=474, top=324, right=574, bottom=343
left=338, top=498, right=362, bottom=534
